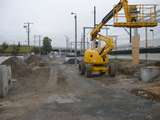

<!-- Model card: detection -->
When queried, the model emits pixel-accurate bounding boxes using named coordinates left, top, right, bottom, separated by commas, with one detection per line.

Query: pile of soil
left=150, top=61, right=160, bottom=67
left=131, top=81, right=160, bottom=101
left=2, top=57, right=31, bottom=78
left=25, top=55, right=42, bottom=66
left=15, top=67, right=50, bottom=93
left=115, top=61, right=140, bottom=75
left=2, top=56, right=50, bottom=95
left=114, top=60, right=160, bottom=76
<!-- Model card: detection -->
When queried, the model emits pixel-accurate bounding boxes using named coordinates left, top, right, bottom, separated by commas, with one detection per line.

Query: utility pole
left=93, top=6, right=97, bottom=47
left=24, top=22, right=33, bottom=47
left=94, top=6, right=96, bottom=27
left=34, top=35, right=36, bottom=47
left=65, top=35, right=69, bottom=56
left=74, top=14, right=78, bottom=64
left=83, top=27, right=86, bottom=52
left=71, top=12, right=78, bottom=64
left=38, top=35, right=41, bottom=54
left=145, top=27, right=148, bottom=61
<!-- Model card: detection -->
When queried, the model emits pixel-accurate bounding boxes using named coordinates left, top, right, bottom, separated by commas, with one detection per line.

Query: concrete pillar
left=132, top=28, right=140, bottom=65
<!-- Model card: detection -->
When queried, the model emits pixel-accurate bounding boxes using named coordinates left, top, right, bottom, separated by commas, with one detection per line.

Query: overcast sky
left=0, top=0, right=159, bottom=47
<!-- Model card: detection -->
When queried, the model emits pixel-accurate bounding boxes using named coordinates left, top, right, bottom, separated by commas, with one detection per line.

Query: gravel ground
left=0, top=57, right=160, bottom=120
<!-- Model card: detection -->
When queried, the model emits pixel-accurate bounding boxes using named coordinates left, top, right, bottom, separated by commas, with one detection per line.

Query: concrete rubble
left=0, top=55, right=160, bottom=120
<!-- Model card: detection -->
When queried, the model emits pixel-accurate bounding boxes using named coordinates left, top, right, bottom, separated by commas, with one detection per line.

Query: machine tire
left=100, top=72, right=106, bottom=75
left=85, top=64, right=92, bottom=78
left=108, top=64, right=116, bottom=77
left=79, top=62, right=85, bottom=75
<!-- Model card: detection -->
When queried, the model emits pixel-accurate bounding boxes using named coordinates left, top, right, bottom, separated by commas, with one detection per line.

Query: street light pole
left=71, top=12, right=78, bottom=65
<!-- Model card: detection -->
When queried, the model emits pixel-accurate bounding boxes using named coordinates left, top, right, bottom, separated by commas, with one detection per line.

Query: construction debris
left=25, top=55, right=42, bottom=66
left=2, top=57, right=31, bottom=78
left=64, top=58, right=80, bottom=64
left=132, top=80, right=160, bottom=101
left=112, top=60, right=143, bottom=75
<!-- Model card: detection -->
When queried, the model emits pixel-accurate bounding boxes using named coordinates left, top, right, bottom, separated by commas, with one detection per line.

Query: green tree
left=31, top=47, right=40, bottom=54
left=42, top=37, right=52, bottom=54
left=2, top=42, right=8, bottom=50
left=11, top=45, right=19, bottom=55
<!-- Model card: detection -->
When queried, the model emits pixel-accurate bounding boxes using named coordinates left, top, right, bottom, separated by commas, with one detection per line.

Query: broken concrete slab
left=0, top=65, right=12, bottom=98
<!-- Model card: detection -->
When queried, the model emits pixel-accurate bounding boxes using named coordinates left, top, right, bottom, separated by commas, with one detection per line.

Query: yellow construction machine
left=79, top=0, right=157, bottom=77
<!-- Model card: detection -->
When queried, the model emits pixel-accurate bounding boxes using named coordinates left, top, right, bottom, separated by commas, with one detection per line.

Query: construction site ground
left=0, top=56, right=160, bottom=120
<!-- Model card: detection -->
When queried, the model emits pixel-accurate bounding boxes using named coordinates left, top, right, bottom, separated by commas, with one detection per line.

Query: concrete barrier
left=0, top=65, right=12, bottom=97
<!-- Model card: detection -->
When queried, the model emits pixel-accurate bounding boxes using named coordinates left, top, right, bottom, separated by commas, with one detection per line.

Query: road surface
left=0, top=57, right=160, bottom=120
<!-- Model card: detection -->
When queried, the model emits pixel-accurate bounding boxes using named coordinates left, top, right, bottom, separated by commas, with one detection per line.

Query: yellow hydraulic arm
left=90, top=0, right=130, bottom=57
left=90, top=0, right=130, bottom=56
left=90, top=0, right=157, bottom=57
left=96, top=34, right=114, bottom=57
left=90, top=0, right=129, bottom=40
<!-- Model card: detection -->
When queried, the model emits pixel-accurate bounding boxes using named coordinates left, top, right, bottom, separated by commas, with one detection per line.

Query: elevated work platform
left=113, top=4, right=158, bottom=27
left=114, top=22, right=157, bottom=27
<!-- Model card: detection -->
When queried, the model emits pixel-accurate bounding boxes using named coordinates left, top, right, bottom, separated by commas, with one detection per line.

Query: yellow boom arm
left=96, top=34, right=114, bottom=57
left=90, top=0, right=130, bottom=57
left=90, top=0, right=129, bottom=40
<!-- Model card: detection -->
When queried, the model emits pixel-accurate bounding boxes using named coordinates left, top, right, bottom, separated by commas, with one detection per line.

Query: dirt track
left=0, top=57, right=160, bottom=120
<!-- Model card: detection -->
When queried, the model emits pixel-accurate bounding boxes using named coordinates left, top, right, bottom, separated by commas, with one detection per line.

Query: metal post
left=150, top=29, right=154, bottom=47
left=152, top=30, right=154, bottom=41
left=83, top=27, right=86, bottom=52
left=129, top=28, right=132, bottom=43
left=34, top=35, right=36, bottom=47
left=94, top=6, right=96, bottom=27
left=145, top=27, right=148, bottom=61
left=27, top=24, right=30, bottom=46
left=70, top=42, right=72, bottom=53
left=74, top=15, right=78, bottom=64
left=80, top=35, right=83, bottom=54
left=66, top=38, right=69, bottom=56
left=93, top=6, right=97, bottom=47
left=38, top=35, right=41, bottom=54
left=114, top=36, right=118, bottom=60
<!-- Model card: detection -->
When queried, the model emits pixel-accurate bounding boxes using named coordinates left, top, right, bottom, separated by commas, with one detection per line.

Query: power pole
left=65, top=36, right=69, bottom=56
left=71, top=12, right=78, bottom=64
left=75, top=15, right=78, bottom=64
left=94, top=6, right=96, bottom=27
left=93, top=6, right=97, bottom=47
left=83, top=27, right=86, bottom=52
left=38, top=35, right=41, bottom=54
left=34, top=35, right=36, bottom=47
left=24, top=22, right=33, bottom=47
left=145, top=27, right=148, bottom=62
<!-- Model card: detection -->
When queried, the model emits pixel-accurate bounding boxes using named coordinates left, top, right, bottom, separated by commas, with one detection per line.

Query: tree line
left=0, top=36, right=53, bottom=55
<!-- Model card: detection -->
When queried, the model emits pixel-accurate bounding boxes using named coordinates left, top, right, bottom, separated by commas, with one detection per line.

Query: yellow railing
left=113, top=4, right=158, bottom=27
